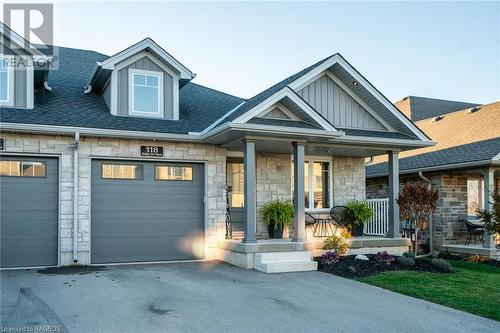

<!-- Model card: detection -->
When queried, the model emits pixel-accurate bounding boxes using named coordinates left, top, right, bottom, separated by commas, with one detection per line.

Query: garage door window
left=0, top=160, right=46, bottom=177
left=155, top=165, right=193, bottom=181
left=102, top=163, right=143, bottom=180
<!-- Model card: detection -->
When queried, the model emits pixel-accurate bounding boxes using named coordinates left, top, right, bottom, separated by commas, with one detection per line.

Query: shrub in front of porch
left=344, top=199, right=374, bottom=236
left=322, top=235, right=349, bottom=255
left=260, top=200, right=294, bottom=239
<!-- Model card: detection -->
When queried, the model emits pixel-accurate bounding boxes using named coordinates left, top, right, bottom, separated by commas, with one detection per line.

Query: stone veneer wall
left=255, top=153, right=292, bottom=237
left=366, top=172, right=500, bottom=248
left=333, top=157, right=366, bottom=204
left=0, top=133, right=227, bottom=265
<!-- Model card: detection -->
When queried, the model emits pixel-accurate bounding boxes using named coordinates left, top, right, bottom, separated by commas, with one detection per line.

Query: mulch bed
left=315, top=255, right=446, bottom=279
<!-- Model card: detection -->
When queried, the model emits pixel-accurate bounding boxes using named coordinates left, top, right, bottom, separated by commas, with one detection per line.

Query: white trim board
left=100, top=38, right=194, bottom=80
left=232, top=87, right=338, bottom=132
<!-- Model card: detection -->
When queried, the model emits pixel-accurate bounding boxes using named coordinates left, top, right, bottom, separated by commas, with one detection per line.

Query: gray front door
left=0, top=156, right=59, bottom=268
left=91, top=160, right=204, bottom=264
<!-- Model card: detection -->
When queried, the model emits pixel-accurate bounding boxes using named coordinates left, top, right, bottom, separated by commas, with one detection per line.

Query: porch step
left=254, top=251, right=318, bottom=273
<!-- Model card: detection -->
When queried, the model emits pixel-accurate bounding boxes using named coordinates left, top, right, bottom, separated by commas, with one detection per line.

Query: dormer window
left=129, top=69, right=164, bottom=117
left=0, top=57, right=14, bottom=106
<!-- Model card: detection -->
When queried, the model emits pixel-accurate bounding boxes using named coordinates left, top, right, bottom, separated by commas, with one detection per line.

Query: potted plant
left=260, top=200, right=294, bottom=239
left=344, top=199, right=374, bottom=236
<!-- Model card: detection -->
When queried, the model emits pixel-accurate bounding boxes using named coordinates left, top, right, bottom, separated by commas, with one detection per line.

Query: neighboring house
left=366, top=99, right=500, bottom=257
left=395, top=95, right=481, bottom=121
left=0, top=23, right=432, bottom=270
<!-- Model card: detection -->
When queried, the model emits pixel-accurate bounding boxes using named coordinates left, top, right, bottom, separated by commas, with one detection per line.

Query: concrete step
left=255, top=251, right=312, bottom=263
left=254, top=251, right=318, bottom=273
left=255, top=260, right=318, bottom=273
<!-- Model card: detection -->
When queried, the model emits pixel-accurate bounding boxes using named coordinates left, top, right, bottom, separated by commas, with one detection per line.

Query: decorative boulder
left=355, top=254, right=369, bottom=261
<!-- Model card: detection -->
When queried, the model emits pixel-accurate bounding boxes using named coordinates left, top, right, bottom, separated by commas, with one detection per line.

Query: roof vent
left=433, top=115, right=445, bottom=122
left=466, top=106, right=482, bottom=114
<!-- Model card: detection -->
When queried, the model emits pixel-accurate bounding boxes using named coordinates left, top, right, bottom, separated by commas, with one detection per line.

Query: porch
left=211, top=135, right=406, bottom=272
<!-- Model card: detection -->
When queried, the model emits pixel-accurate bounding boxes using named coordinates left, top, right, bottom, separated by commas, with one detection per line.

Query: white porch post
left=386, top=151, right=401, bottom=238
left=292, top=142, right=306, bottom=242
left=483, top=168, right=495, bottom=249
left=242, top=139, right=257, bottom=243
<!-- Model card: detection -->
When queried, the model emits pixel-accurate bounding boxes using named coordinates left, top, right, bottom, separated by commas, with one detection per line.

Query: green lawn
left=358, top=260, right=500, bottom=321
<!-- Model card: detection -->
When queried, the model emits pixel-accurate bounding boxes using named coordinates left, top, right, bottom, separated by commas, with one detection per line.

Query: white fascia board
left=334, top=135, right=435, bottom=147
left=100, top=38, right=193, bottom=80
left=232, top=87, right=338, bottom=132
left=0, top=122, right=202, bottom=141
left=367, top=159, right=500, bottom=178
left=493, top=152, right=500, bottom=161
left=201, top=122, right=344, bottom=141
left=0, top=23, right=47, bottom=57
left=288, top=54, right=430, bottom=142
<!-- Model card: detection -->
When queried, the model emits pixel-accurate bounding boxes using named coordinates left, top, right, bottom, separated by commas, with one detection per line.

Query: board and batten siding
left=297, top=74, right=386, bottom=130
left=116, top=56, right=174, bottom=119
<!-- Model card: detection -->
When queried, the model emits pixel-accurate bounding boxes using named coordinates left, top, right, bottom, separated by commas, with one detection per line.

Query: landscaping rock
left=355, top=254, right=369, bottom=261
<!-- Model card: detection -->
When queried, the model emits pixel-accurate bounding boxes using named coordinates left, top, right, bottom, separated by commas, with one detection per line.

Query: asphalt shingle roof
left=366, top=137, right=500, bottom=176
left=0, top=46, right=244, bottom=134
left=395, top=96, right=480, bottom=121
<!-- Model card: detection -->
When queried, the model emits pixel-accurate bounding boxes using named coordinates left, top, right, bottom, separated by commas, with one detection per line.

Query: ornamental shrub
left=397, top=256, right=415, bottom=266
left=320, top=251, right=341, bottom=265
left=323, top=235, right=348, bottom=255
left=431, top=258, right=453, bottom=272
left=374, top=251, right=396, bottom=265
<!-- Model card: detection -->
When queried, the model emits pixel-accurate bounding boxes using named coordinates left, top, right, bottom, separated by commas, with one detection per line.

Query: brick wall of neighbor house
left=366, top=172, right=500, bottom=248
left=333, top=157, right=366, bottom=204
left=255, top=153, right=292, bottom=237
left=0, top=133, right=228, bottom=265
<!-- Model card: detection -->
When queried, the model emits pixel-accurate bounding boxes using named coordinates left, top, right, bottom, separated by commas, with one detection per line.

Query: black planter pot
left=350, top=223, right=364, bottom=237
left=268, top=224, right=284, bottom=239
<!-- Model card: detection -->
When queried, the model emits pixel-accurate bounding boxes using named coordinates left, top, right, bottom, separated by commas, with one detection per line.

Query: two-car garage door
left=90, top=160, right=205, bottom=264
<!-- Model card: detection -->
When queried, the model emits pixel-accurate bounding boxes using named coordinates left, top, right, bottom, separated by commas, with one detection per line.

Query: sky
left=27, top=1, right=500, bottom=103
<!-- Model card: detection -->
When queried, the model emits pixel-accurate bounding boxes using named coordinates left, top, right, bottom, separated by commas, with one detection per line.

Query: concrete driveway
left=1, top=261, right=498, bottom=333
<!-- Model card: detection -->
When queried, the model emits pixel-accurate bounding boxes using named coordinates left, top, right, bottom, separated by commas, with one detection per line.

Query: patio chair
left=307, top=212, right=336, bottom=237
left=329, top=205, right=351, bottom=228
left=287, top=213, right=317, bottom=238
left=461, top=219, right=485, bottom=245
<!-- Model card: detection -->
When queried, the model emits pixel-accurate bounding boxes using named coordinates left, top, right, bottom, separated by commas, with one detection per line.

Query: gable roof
left=366, top=101, right=500, bottom=176
left=211, top=53, right=430, bottom=142
left=0, top=46, right=244, bottom=135
left=395, top=96, right=480, bottom=121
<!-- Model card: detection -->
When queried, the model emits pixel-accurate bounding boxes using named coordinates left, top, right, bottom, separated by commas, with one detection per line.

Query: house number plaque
left=140, top=145, right=163, bottom=157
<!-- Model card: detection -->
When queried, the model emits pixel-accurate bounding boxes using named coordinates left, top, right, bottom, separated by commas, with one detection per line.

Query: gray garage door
left=91, top=160, right=204, bottom=264
left=0, top=156, right=59, bottom=268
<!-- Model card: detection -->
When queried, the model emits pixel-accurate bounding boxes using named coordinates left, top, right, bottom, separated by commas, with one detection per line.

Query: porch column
left=483, top=168, right=495, bottom=249
left=242, top=139, right=257, bottom=243
left=292, top=142, right=306, bottom=242
left=386, top=151, right=401, bottom=238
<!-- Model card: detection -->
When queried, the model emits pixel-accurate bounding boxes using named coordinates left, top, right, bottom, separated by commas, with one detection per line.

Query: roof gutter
left=0, top=122, right=202, bottom=142
left=84, top=62, right=103, bottom=94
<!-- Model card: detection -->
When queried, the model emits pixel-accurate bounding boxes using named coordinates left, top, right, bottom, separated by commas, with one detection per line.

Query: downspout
left=73, top=132, right=80, bottom=263
left=417, top=171, right=433, bottom=258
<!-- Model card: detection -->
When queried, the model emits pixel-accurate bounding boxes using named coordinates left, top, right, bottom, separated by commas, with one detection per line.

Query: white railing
left=364, top=198, right=389, bottom=236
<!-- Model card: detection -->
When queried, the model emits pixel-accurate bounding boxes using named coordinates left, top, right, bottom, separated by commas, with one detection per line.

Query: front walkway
left=1, top=262, right=498, bottom=333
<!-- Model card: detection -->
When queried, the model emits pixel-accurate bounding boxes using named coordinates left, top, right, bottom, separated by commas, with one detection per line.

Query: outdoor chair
left=461, top=219, right=485, bottom=245
left=287, top=213, right=318, bottom=238
left=329, top=205, right=351, bottom=229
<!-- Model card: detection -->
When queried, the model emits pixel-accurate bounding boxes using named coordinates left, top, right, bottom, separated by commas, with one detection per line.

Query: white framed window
left=0, top=57, right=14, bottom=106
left=292, top=156, right=333, bottom=211
left=128, top=68, right=164, bottom=117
